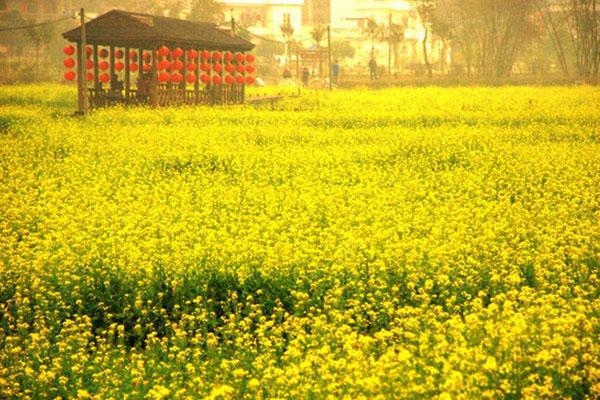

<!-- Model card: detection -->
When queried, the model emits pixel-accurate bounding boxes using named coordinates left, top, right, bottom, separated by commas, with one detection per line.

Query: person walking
left=302, top=67, right=310, bottom=87
left=369, top=57, right=378, bottom=81
left=332, top=60, right=340, bottom=84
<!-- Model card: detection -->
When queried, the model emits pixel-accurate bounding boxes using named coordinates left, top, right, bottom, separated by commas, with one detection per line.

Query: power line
left=0, top=16, right=73, bottom=33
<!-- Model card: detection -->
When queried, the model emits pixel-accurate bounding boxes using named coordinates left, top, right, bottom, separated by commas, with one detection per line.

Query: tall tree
left=188, top=0, right=223, bottom=23
left=412, top=0, right=435, bottom=78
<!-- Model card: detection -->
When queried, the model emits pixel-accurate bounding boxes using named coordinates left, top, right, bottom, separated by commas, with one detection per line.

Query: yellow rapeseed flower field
left=0, top=85, right=599, bottom=399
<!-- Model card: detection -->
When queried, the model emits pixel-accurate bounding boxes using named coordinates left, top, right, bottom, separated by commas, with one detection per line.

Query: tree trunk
left=423, top=26, right=433, bottom=78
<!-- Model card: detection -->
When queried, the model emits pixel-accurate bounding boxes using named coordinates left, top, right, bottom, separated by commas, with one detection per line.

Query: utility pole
left=327, top=24, right=332, bottom=91
left=77, top=8, right=89, bottom=115
left=388, top=13, right=392, bottom=76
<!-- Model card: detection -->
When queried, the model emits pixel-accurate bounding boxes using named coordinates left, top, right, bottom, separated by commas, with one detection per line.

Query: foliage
left=0, top=85, right=599, bottom=399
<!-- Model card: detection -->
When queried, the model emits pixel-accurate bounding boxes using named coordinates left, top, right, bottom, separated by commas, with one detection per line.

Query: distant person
left=137, top=71, right=152, bottom=103
left=369, top=57, right=378, bottom=81
left=283, top=68, right=292, bottom=79
left=302, top=67, right=310, bottom=87
left=332, top=60, right=340, bottom=84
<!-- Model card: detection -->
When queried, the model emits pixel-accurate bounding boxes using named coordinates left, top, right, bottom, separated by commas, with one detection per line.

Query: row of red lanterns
left=64, top=45, right=256, bottom=63
left=64, top=71, right=255, bottom=85
left=64, top=59, right=255, bottom=74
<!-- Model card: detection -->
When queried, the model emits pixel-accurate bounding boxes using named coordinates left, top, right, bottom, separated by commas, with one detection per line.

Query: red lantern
left=213, top=63, right=223, bottom=73
left=212, top=75, right=222, bottom=85
left=114, top=49, right=124, bottom=59
left=86, top=47, right=93, bottom=56
left=246, top=65, right=255, bottom=74
left=235, top=76, right=245, bottom=84
left=158, top=60, right=170, bottom=70
left=86, top=60, right=94, bottom=70
left=63, top=45, right=75, bottom=56
left=188, top=50, right=198, bottom=60
left=115, top=62, right=125, bottom=72
left=63, top=58, right=75, bottom=68
left=158, top=72, right=171, bottom=82
left=130, top=63, right=139, bottom=72
left=225, top=64, right=235, bottom=74
left=201, top=50, right=210, bottom=59
left=159, top=46, right=170, bottom=57
left=99, top=49, right=109, bottom=58
left=245, top=54, right=255, bottom=63
left=212, top=51, right=223, bottom=61
left=99, top=61, right=109, bottom=71
left=129, top=50, right=138, bottom=60
left=246, top=76, right=255, bottom=84
left=225, top=75, right=234, bottom=85
left=171, top=60, right=184, bottom=70
left=86, top=72, right=94, bottom=82
left=200, top=74, right=210, bottom=83
left=186, top=63, right=198, bottom=72
left=236, top=65, right=245, bottom=74
left=64, top=71, right=76, bottom=81
left=186, top=73, right=197, bottom=84
left=236, top=53, right=245, bottom=63
left=171, top=73, right=183, bottom=83
left=225, top=52, right=234, bottom=62
left=100, top=73, right=110, bottom=83
left=200, top=64, right=211, bottom=72
left=143, top=64, right=152, bottom=72
left=143, top=52, right=152, bottom=62
left=172, top=47, right=184, bottom=58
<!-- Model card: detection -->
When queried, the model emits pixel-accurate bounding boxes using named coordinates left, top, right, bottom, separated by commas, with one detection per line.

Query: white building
left=218, top=0, right=304, bottom=38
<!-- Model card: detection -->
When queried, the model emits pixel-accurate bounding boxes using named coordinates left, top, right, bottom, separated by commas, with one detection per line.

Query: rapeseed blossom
left=0, top=85, right=599, bottom=399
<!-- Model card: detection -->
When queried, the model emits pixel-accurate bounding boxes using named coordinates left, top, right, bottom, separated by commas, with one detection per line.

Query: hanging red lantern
left=186, top=63, right=197, bottom=72
left=99, top=49, right=109, bottom=58
left=201, top=50, right=210, bottom=59
left=64, top=71, right=76, bottom=81
left=200, top=64, right=211, bottom=72
left=143, top=64, right=152, bottom=72
left=63, top=58, right=75, bottom=68
left=200, top=74, right=210, bottom=83
left=245, top=54, right=255, bottom=63
left=130, top=63, right=139, bottom=72
left=171, top=60, right=184, bottom=70
left=213, top=63, right=223, bottom=73
left=186, top=73, right=196, bottom=84
left=172, top=47, right=184, bottom=58
left=114, top=49, right=124, bottom=59
left=212, top=75, right=222, bottom=85
left=158, top=72, right=171, bottom=82
left=225, top=64, right=235, bottom=74
left=63, top=45, right=75, bottom=56
left=86, top=47, right=93, bottom=57
left=158, top=46, right=170, bottom=57
left=225, top=75, right=234, bottom=85
left=187, top=49, right=198, bottom=60
left=212, top=51, right=223, bottom=61
left=114, top=62, right=125, bottom=72
left=99, top=61, right=109, bottom=71
left=236, top=53, right=245, bottom=63
left=158, top=60, right=170, bottom=70
left=171, top=73, right=183, bottom=83
left=235, top=76, right=245, bottom=84
left=246, top=76, right=255, bottom=84
left=100, top=73, right=110, bottom=83
left=236, top=65, right=245, bottom=74
left=224, top=52, right=234, bottom=62
left=86, top=60, right=94, bottom=70
left=129, top=50, right=138, bottom=60
left=143, top=52, right=152, bottom=62
left=246, top=65, right=255, bottom=74
left=86, top=72, right=94, bottom=81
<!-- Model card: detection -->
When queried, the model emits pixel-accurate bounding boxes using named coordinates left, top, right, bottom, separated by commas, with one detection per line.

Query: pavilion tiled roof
left=63, top=10, right=254, bottom=51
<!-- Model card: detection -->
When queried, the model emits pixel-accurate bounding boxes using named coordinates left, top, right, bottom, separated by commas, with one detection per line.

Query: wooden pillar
left=194, top=48, right=200, bottom=104
left=125, top=47, right=130, bottom=103
left=93, top=44, right=99, bottom=90
left=77, top=8, right=89, bottom=115
left=109, top=45, right=115, bottom=86
left=182, top=51, right=187, bottom=104
left=151, top=46, right=158, bottom=108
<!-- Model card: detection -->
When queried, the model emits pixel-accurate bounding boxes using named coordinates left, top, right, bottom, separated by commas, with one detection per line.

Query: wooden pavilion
left=62, top=10, right=255, bottom=110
